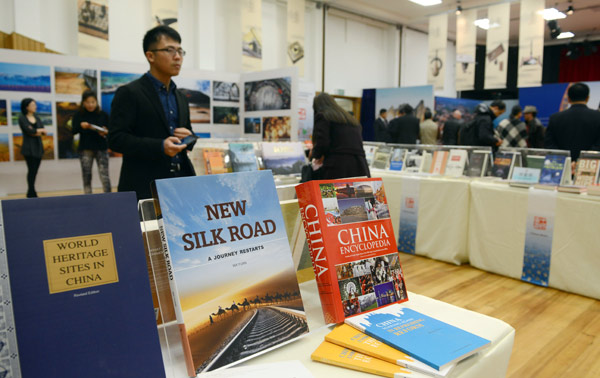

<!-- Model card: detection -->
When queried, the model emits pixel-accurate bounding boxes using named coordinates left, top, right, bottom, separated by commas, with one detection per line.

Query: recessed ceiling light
left=409, top=0, right=442, bottom=6
left=557, top=31, right=575, bottom=39
left=538, top=8, right=567, bottom=20
left=474, top=18, right=500, bottom=30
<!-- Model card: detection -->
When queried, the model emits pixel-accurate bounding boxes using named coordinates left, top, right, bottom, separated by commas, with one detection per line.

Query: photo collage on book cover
left=319, top=181, right=406, bottom=317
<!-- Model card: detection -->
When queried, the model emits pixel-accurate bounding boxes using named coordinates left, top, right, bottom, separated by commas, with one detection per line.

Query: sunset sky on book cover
left=296, top=178, right=408, bottom=324
left=154, top=171, right=308, bottom=374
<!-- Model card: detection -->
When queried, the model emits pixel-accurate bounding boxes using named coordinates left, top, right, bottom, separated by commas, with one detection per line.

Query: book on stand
left=389, top=148, right=406, bottom=171
left=364, top=145, right=378, bottom=166
left=203, top=147, right=230, bottom=174
left=261, top=142, right=306, bottom=175
left=295, top=178, right=408, bottom=324
left=324, top=324, right=454, bottom=377
left=344, top=304, right=490, bottom=371
left=466, top=150, right=489, bottom=177
left=525, top=155, right=545, bottom=170
left=444, top=149, right=468, bottom=177
left=573, top=151, right=600, bottom=186
left=152, top=171, right=309, bottom=376
left=539, top=154, right=570, bottom=186
left=508, top=167, right=541, bottom=188
left=312, top=341, right=430, bottom=378
left=229, top=142, right=258, bottom=172
left=0, top=193, right=165, bottom=377
left=429, top=151, right=448, bottom=175
left=372, top=146, right=393, bottom=170
left=491, top=152, right=516, bottom=180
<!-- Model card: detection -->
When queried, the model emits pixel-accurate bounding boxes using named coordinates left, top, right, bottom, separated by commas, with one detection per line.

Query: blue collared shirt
left=145, top=72, right=181, bottom=164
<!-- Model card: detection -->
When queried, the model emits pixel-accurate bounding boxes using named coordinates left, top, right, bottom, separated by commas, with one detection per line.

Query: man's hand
left=495, top=138, right=503, bottom=147
left=173, top=127, right=192, bottom=139
left=81, top=122, right=92, bottom=130
left=163, top=136, right=187, bottom=157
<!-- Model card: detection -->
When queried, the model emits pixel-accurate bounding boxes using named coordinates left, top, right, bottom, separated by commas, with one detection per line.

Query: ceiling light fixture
left=557, top=31, right=575, bottom=39
left=538, top=8, right=567, bottom=20
left=566, top=5, right=574, bottom=15
left=474, top=18, right=499, bottom=30
left=456, top=5, right=463, bottom=15
left=547, top=20, right=562, bottom=39
left=408, top=0, right=442, bottom=6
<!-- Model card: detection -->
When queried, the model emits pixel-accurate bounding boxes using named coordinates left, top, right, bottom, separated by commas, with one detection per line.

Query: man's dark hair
left=379, top=108, right=387, bottom=115
left=424, top=108, right=432, bottom=120
left=143, top=25, right=181, bottom=53
left=510, top=105, right=522, bottom=118
left=490, top=99, right=506, bottom=110
left=568, top=82, right=590, bottom=102
left=401, top=103, right=414, bottom=115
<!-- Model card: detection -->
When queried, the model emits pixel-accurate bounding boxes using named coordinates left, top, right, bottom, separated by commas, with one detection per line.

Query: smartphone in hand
left=178, top=134, right=198, bottom=150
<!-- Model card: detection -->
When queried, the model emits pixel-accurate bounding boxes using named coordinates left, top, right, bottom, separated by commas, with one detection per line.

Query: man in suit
left=373, top=108, right=389, bottom=142
left=441, top=109, right=462, bottom=145
left=108, top=25, right=196, bottom=199
left=545, top=82, right=600, bottom=161
left=388, top=104, right=420, bottom=144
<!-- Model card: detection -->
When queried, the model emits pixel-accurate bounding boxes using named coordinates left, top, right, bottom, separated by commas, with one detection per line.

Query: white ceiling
left=322, top=0, right=600, bottom=44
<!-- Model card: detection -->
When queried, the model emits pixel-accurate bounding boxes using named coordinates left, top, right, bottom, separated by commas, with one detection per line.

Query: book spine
left=156, top=217, right=196, bottom=377
left=296, top=182, right=339, bottom=324
left=0, top=203, right=23, bottom=378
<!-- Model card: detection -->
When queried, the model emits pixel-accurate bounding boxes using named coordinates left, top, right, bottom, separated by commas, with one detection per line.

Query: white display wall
left=0, top=48, right=298, bottom=195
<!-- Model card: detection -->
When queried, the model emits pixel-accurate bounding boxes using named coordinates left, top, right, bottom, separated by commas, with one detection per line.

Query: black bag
left=300, top=164, right=324, bottom=183
left=458, top=119, right=478, bottom=146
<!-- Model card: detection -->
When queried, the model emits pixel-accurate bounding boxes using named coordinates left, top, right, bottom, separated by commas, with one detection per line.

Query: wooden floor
left=3, top=189, right=599, bottom=377
left=400, top=253, right=600, bottom=378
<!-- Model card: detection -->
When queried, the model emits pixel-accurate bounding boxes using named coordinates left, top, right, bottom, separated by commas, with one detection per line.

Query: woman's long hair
left=79, top=90, right=100, bottom=113
left=20, top=98, right=35, bottom=115
left=313, top=92, right=360, bottom=127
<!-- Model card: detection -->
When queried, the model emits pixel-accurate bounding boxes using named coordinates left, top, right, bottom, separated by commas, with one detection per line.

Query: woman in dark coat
left=311, top=93, right=370, bottom=179
left=18, top=98, right=47, bottom=198
left=72, top=90, right=111, bottom=194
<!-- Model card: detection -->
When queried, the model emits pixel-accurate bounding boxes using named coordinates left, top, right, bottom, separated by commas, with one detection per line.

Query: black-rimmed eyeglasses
left=150, top=47, right=186, bottom=57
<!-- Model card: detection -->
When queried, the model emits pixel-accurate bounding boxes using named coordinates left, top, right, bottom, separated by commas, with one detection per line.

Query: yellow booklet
left=312, top=341, right=434, bottom=378
left=325, top=324, right=454, bottom=377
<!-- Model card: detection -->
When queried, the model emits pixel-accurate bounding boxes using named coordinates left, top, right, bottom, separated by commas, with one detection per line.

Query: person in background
left=72, top=90, right=111, bottom=194
left=522, top=105, right=545, bottom=148
left=545, top=82, right=600, bottom=161
left=311, top=92, right=370, bottom=179
left=388, top=103, right=420, bottom=144
left=441, top=109, right=462, bottom=145
left=419, top=107, right=438, bottom=145
left=472, top=100, right=505, bottom=151
left=373, top=108, right=389, bottom=142
left=497, top=105, right=528, bottom=148
left=108, top=25, right=196, bottom=199
left=18, top=98, right=47, bottom=198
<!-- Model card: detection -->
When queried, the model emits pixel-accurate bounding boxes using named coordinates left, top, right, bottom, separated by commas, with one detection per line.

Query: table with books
left=468, top=179, right=600, bottom=300
left=236, top=279, right=515, bottom=378
left=372, top=170, right=471, bottom=265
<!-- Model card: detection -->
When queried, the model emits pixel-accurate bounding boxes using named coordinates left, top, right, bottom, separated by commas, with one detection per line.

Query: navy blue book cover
left=0, top=193, right=165, bottom=378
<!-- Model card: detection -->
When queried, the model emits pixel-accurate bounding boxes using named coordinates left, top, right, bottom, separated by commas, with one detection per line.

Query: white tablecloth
left=162, top=279, right=515, bottom=377
left=373, top=170, right=471, bottom=265
left=468, top=180, right=600, bottom=300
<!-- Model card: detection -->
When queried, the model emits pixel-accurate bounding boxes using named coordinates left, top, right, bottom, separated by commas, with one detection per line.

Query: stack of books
left=312, top=306, right=491, bottom=377
left=295, top=178, right=490, bottom=377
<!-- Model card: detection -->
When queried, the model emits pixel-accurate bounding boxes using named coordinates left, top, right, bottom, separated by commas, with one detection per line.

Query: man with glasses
left=108, top=25, right=196, bottom=199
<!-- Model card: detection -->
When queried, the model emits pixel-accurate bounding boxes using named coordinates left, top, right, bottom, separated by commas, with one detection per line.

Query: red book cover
left=296, top=178, right=408, bottom=324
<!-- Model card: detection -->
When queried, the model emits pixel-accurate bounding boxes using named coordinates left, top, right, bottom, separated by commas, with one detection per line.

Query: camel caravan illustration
left=210, top=290, right=302, bottom=323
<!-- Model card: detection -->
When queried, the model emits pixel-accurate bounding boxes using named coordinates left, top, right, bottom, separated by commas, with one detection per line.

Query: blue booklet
left=0, top=193, right=165, bottom=377
left=344, top=304, right=490, bottom=371
left=539, top=155, right=567, bottom=185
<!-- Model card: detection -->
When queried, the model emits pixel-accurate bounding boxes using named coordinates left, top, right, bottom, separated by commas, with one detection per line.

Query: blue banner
left=521, top=188, right=557, bottom=286
left=397, top=177, right=420, bottom=255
